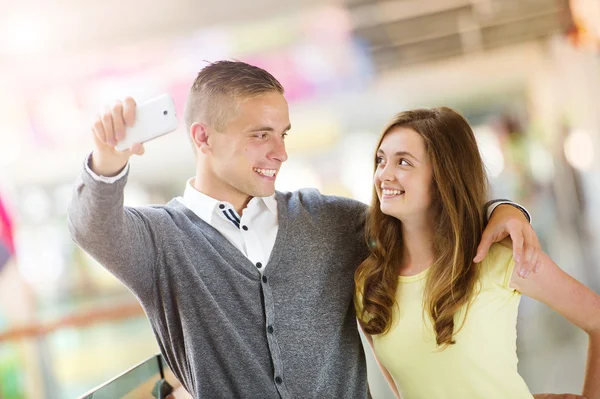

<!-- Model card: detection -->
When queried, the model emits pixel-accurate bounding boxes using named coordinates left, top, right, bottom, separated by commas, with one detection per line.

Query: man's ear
left=190, top=122, right=211, bottom=155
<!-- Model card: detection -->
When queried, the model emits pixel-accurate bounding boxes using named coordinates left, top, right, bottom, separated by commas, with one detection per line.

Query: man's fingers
left=93, top=117, right=106, bottom=144
left=112, top=101, right=125, bottom=141
left=522, top=225, right=542, bottom=275
left=525, top=247, right=541, bottom=277
left=531, top=229, right=542, bottom=273
left=123, top=96, right=137, bottom=127
left=130, top=143, right=145, bottom=156
left=508, top=226, right=524, bottom=265
left=102, top=110, right=116, bottom=147
left=520, top=227, right=537, bottom=277
left=474, top=231, right=495, bottom=263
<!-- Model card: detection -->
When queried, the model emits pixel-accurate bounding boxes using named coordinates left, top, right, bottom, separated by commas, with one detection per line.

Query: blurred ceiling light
left=564, top=129, right=594, bottom=171
left=474, top=125, right=505, bottom=178
left=0, top=13, right=49, bottom=56
left=528, top=143, right=554, bottom=184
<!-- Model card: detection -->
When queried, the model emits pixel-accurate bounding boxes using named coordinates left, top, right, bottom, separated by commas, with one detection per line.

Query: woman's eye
left=375, top=157, right=384, bottom=165
left=399, top=159, right=410, bottom=166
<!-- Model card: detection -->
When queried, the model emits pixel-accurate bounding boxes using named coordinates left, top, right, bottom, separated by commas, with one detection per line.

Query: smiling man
left=68, top=61, right=545, bottom=399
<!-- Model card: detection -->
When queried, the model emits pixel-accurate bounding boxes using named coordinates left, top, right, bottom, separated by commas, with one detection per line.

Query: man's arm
left=67, top=97, right=156, bottom=295
left=511, top=252, right=600, bottom=399
left=485, top=199, right=531, bottom=223
left=474, top=201, right=540, bottom=278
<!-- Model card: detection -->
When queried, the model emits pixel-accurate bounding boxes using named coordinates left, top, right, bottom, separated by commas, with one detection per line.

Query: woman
left=354, top=107, right=600, bottom=399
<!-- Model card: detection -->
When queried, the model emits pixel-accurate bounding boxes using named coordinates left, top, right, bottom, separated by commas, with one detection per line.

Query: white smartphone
left=115, top=94, right=178, bottom=152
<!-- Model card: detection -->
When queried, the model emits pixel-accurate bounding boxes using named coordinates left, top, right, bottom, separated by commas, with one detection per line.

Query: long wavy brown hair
left=355, top=107, right=489, bottom=348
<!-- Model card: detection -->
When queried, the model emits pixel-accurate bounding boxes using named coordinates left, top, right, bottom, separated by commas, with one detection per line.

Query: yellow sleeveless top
left=356, top=243, right=534, bottom=399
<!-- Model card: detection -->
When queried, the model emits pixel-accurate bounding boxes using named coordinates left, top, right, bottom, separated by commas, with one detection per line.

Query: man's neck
left=191, top=177, right=251, bottom=215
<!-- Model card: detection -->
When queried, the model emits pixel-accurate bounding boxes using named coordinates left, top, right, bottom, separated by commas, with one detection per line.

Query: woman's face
left=374, top=126, right=435, bottom=223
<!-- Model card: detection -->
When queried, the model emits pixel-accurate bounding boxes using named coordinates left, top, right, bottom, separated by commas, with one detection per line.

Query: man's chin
left=258, top=189, right=276, bottom=198
left=251, top=185, right=276, bottom=198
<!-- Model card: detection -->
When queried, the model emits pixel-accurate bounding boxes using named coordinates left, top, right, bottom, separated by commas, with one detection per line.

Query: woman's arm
left=358, top=322, right=402, bottom=399
left=510, top=252, right=600, bottom=399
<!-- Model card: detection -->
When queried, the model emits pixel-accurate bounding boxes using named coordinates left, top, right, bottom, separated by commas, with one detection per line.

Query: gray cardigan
left=67, top=167, right=370, bottom=399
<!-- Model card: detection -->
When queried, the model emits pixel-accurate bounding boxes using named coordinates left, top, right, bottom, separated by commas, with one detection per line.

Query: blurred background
left=0, top=0, right=599, bottom=397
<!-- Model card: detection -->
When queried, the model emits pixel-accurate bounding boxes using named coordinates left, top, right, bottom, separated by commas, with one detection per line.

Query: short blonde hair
left=184, top=60, right=284, bottom=145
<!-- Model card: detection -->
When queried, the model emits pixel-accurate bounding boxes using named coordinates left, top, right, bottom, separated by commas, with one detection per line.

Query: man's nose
left=270, top=137, right=288, bottom=163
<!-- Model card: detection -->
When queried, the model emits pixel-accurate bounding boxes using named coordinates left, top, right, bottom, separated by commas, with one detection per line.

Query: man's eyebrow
left=248, top=124, right=291, bottom=133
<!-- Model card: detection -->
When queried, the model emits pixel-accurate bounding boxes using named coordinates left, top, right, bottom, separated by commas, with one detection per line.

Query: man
left=68, top=61, right=556, bottom=398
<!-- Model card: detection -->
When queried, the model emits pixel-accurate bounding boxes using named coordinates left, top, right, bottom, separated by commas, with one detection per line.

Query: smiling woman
left=355, top=107, right=600, bottom=399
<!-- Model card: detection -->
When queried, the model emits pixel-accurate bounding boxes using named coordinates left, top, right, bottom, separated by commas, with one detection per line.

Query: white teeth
left=382, top=189, right=404, bottom=196
left=254, top=168, right=276, bottom=177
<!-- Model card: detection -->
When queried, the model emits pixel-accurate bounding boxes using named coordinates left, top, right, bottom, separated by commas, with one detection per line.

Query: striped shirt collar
left=181, top=178, right=277, bottom=225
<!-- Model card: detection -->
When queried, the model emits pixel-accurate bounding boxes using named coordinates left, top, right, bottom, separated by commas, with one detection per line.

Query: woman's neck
left=400, top=220, right=435, bottom=275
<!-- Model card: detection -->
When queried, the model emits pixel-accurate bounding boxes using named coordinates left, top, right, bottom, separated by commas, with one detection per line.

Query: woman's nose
left=378, top=164, right=394, bottom=182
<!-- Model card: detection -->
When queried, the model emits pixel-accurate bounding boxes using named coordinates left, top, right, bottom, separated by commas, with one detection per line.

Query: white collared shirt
left=175, top=179, right=278, bottom=275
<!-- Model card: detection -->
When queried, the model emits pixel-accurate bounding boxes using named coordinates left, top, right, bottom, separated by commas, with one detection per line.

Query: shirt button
left=242, top=225, right=248, bottom=231
left=275, top=376, right=282, bottom=384
left=256, top=262, right=262, bottom=268
left=262, top=276, right=268, bottom=283
left=267, top=325, right=274, bottom=333
left=219, top=204, right=225, bottom=209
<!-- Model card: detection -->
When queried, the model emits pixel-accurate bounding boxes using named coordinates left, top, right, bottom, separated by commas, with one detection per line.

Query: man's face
left=204, top=92, right=290, bottom=207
